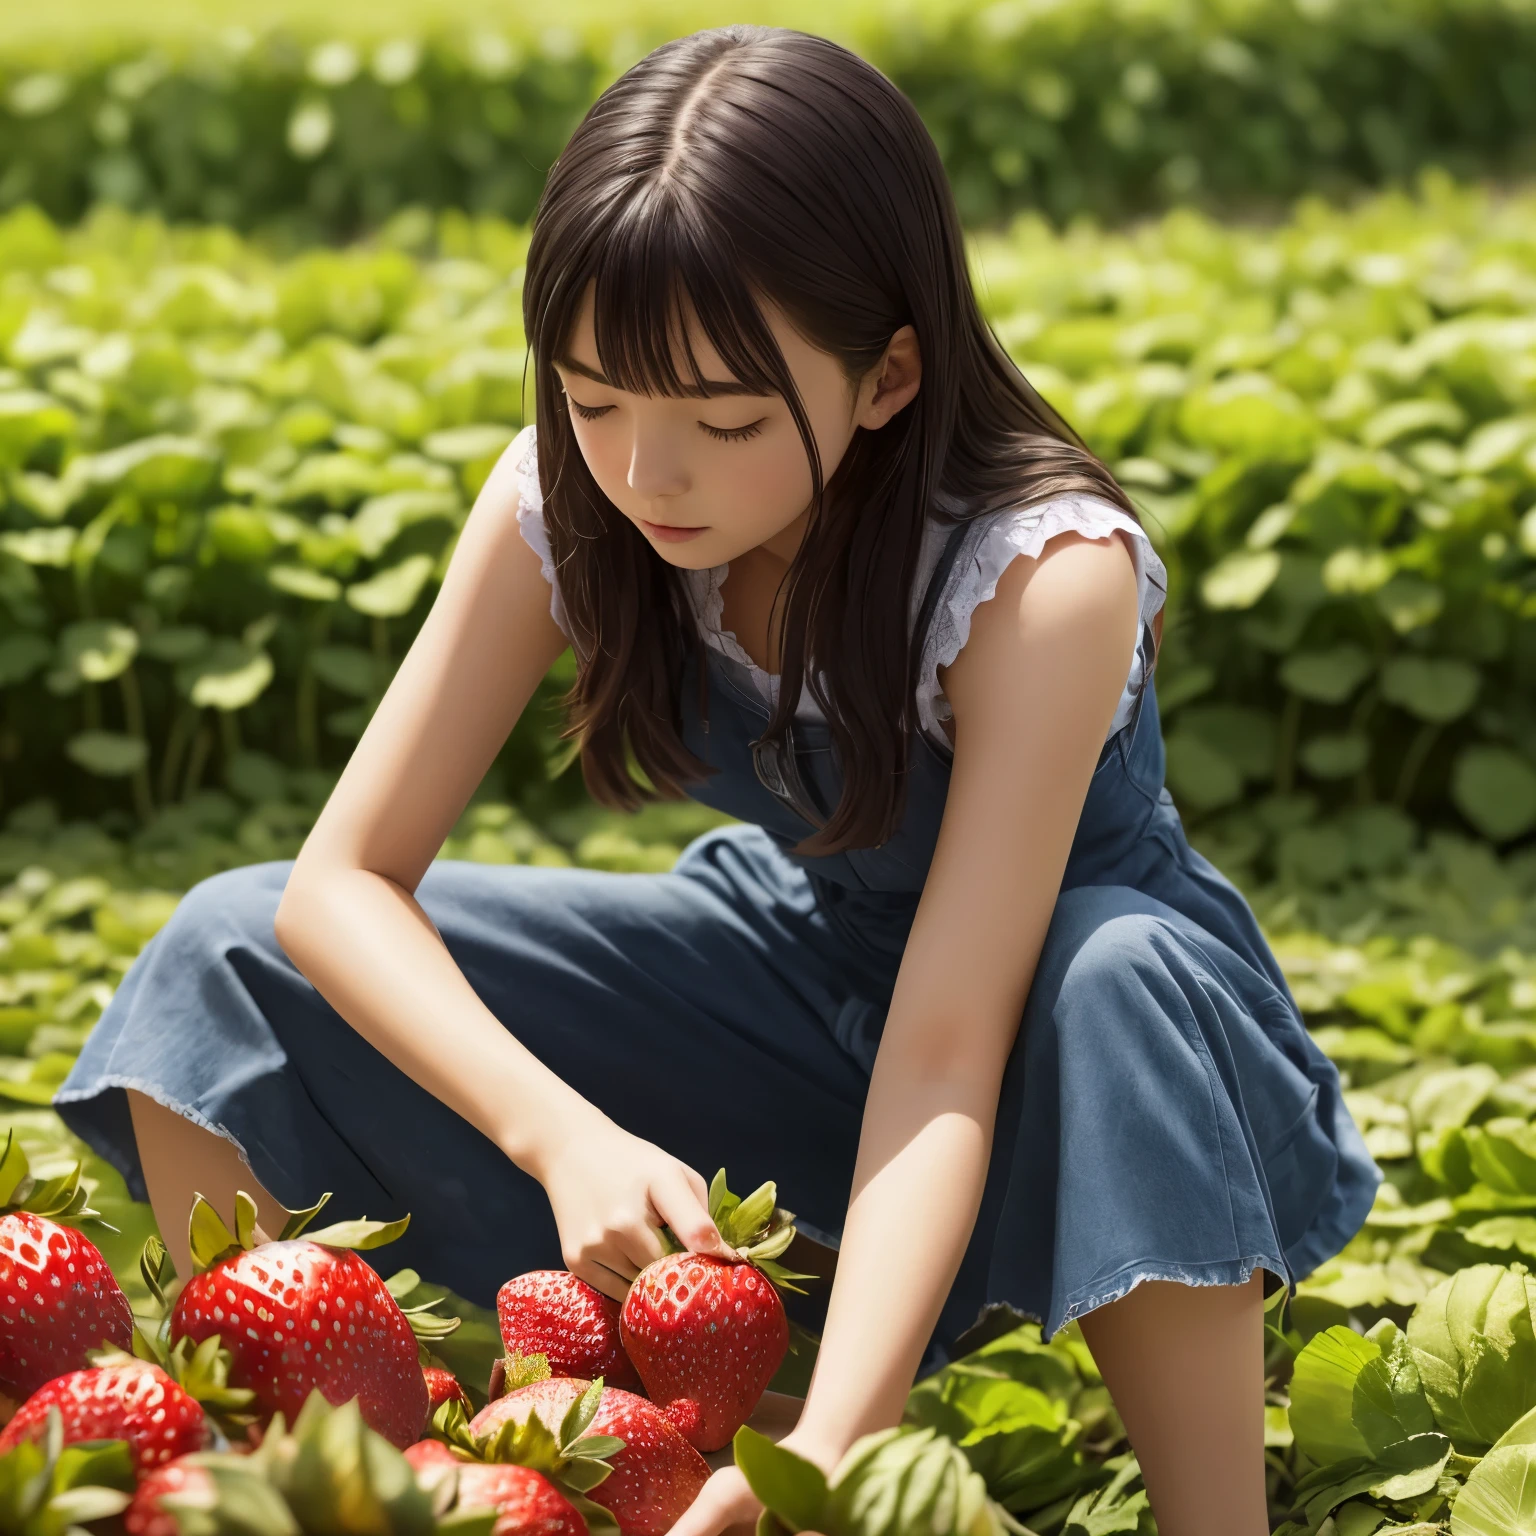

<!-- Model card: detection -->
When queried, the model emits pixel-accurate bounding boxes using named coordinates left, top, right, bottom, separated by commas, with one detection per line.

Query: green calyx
left=734, top=1425, right=1025, bottom=1536
left=382, top=1269, right=464, bottom=1364
left=425, top=1379, right=625, bottom=1536
left=186, top=1189, right=412, bottom=1274
left=485, top=1351, right=553, bottom=1402
left=0, top=1407, right=134, bottom=1536
left=160, top=1392, right=498, bottom=1536
left=0, top=1130, right=114, bottom=1230
left=660, top=1169, right=818, bottom=1296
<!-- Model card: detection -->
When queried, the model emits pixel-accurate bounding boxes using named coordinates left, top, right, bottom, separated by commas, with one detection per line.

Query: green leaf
left=345, top=553, right=434, bottom=617
left=1450, top=1443, right=1536, bottom=1534
left=1199, top=549, right=1281, bottom=610
left=180, top=640, right=275, bottom=711
left=66, top=730, right=149, bottom=778
left=1300, top=733, right=1371, bottom=779
left=734, top=1427, right=829, bottom=1532
left=269, top=563, right=343, bottom=602
left=1406, top=1264, right=1536, bottom=1451
left=1452, top=746, right=1536, bottom=842
left=1287, top=1321, right=1433, bottom=1468
left=302, top=1213, right=411, bottom=1250
left=1279, top=645, right=1374, bottom=704
left=188, top=1194, right=241, bottom=1273
left=1379, top=656, right=1480, bottom=724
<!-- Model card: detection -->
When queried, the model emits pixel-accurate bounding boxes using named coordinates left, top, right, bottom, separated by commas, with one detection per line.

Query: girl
left=56, top=25, right=1380, bottom=1535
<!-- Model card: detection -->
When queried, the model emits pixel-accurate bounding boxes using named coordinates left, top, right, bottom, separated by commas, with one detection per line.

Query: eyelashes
left=565, top=397, right=765, bottom=442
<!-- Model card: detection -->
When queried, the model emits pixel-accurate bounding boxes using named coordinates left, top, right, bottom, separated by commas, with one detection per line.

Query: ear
left=854, top=325, right=921, bottom=430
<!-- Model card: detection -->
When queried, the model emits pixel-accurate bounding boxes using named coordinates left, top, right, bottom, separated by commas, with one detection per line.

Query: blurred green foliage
left=0, top=0, right=1533, bottom=238
left=3, top=176, right=1536, bottom=890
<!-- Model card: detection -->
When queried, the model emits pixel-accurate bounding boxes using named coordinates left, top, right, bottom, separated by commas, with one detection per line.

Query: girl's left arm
left=673, top=526, right=1142, bottom=1532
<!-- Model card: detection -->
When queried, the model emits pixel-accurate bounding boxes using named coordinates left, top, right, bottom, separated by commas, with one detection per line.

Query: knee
left=1033, top=896, right=1191, bottom=1056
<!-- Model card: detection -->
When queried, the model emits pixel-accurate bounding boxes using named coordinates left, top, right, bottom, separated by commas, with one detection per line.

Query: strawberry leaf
left=565, top=1489, right=622, bottom=1536
left=234, top=1190, right=260, bottom=1251
left=187, top=1194, right=241, bottom=1272
left=278, top=1193, right=332, bottom=1241
left=0, top=1130, right=28, bottom=1209
left=558, top=1377, right=605, bottom=1447
left=140, top=1235, right=171, bottom=1311
left=302, top=1213, right=411, bottom=1250
left=384, top=1268, right=421, bottom=1300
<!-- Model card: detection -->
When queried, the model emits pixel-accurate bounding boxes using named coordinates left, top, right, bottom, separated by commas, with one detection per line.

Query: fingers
left=666, top=1466, right=760, bottom=1536
left=568, top=1253, right=635, bottom=1304
left=650, top=1169, right=737, bottom=1261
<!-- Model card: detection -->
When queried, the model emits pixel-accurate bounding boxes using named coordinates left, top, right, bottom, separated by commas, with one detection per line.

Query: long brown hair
left=522, top=24, right=1142, bottom=856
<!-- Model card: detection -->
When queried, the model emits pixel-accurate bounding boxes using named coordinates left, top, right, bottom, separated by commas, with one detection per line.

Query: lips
left=641, top=519, right=706, bottom=544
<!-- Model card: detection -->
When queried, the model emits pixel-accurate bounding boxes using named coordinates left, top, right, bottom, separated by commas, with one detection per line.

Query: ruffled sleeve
left=917, top=495, right=1168, bottom=746
left=507, top=422, right=570, bottom=640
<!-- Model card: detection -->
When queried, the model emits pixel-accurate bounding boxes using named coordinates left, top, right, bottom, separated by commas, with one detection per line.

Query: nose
left=626, top=427, right=690, bottom=502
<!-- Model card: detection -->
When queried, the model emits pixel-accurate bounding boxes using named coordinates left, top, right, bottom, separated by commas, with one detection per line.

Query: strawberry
left=0, top=1360, right=210, bottom=1475
left=168, top=1190, right=430, bottom=1449
left=496, top=1272, right=640, bottom=1390
left=413, top=1459, right=590, bottom=1536
left=0, top=1130, right=133, bottom=1399
left=472, top=1378, right=707, bottom=1536
left=125, top=1456, right=214, bottom=1536
left=424, top=1365, right=471, bottom=1419
left=620, top=1169, right=813, bottom=1453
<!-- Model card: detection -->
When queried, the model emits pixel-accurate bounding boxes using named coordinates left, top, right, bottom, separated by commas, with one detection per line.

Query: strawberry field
left=5, top=1, right=1536, bottom=1532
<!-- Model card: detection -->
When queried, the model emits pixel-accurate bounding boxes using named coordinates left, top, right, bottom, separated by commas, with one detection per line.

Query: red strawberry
left=619, top=1171, right=810, bottom=1452
left=496, top=1272, right=640, bottom=1390
left=424, top=1365, right=470, bottom=1419
left=404, top=1438, right=459, bottom=1469
left=0, top=1212, right=134, bottom=1400
left=168, top=1192, right=427, bottom=1449
left=473, top=1378, right=708, bottom=1536
left=410, top=1454, right=590, bottom=1536
left=0, top=1361, right=210, bottom=1475
left=125, top=1457, right=214, bottom=1536
left=0, top=1131, right=134, bottom=1399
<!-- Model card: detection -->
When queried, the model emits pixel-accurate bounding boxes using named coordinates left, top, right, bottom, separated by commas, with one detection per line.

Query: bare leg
left=1076, top=1271, right=1268, bottom=1536
left=127, top=1089, right=289, bottom=1284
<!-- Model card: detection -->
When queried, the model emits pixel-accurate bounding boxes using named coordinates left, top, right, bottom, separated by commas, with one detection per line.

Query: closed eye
left=568, top=396, right=765, bottom=443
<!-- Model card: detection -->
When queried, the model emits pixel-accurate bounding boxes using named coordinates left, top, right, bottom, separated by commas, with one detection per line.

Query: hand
left=666, top=1465, right=761, bottom=1536
left=534, top=1112, right=738, bottom=1302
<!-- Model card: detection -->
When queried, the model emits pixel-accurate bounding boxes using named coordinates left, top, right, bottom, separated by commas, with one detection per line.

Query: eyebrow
left=555, top=354, right=768, bottom=399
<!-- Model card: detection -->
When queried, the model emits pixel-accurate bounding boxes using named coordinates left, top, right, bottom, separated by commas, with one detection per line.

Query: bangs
left=571, top=190, right=801, bottom=408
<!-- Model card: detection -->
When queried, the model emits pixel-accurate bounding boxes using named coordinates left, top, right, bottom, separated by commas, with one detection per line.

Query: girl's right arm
left=271, top=433, right=735, bottom=1298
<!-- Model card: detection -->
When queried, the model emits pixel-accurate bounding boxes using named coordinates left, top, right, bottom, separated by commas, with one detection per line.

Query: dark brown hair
left=522, top=24, right=1142, bottom=855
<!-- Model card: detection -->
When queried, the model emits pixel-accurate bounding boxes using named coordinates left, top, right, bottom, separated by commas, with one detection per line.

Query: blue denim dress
left=55, top=518, right=1380, bottom=1367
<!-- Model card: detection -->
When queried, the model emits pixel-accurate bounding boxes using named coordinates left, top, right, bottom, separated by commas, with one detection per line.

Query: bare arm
left=272, top=436, right=731, bottom=1285
left=674, top=528, right=1141, bottom=1531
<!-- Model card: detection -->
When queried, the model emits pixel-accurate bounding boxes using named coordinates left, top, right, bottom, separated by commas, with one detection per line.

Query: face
left=552, top=282, right=921, bottom=570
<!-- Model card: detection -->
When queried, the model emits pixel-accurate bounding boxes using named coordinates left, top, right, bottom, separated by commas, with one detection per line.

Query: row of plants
left=3, top=173, right=1536, bottom=875
left=13, top=784, right=1536, bottom=1529
left=0, top=0, right=1535, bottom=238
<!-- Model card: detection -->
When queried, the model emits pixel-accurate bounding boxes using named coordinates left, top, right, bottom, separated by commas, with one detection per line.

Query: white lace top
left=506, top=423, right=1168, bottom=748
